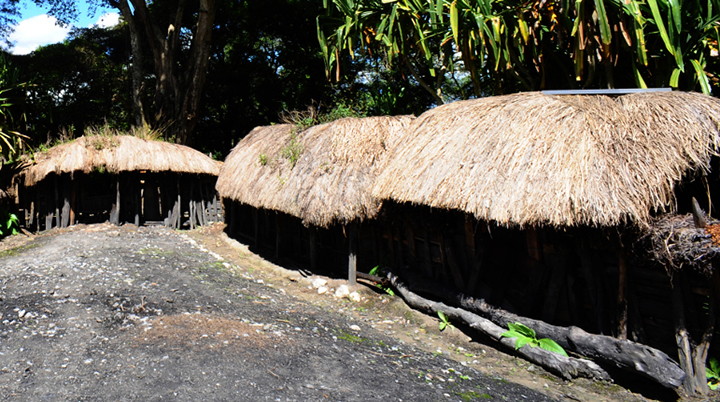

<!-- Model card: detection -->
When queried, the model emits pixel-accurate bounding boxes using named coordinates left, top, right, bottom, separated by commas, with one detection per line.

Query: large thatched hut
left=18, top=135, right=223, bottom=230
left=217, top=116, right=414, bottom=281
left=371, top=90, right=720, bottom=395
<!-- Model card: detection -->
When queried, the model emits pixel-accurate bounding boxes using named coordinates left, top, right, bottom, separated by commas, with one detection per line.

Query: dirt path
left=0, top=224, right=663, bottom=401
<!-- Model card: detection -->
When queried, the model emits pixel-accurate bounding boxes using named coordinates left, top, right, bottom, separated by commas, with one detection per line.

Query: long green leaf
left=538, top=338, right=569, bottom=357
left=632, top=59, right=648, bottom=88
left=691, top=59, right=712, bottom=94
left=450, top=0, right=460, bottom=45
left=669, top=67, right=682, bottom=87
left=594, top=0, right=612, bottom=44
left=647, top=0, right=676, bottom=59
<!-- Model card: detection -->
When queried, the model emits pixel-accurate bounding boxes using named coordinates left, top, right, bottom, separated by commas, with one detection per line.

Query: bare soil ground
left=0, top=223, right=677, bottom=401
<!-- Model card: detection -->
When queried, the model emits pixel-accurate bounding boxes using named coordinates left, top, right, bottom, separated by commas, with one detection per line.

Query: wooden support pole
left=176, top=182, right=181, bottom=229
left=541, top=246, right=567, bottom=323
left=109, top=179, right=121, bottom=225
left=309, top=227, right=318, bottom=271
left=348, top=223, right=358, bottom=286
left=672, top=271, right=704, bottom=395
left=69, top=177, right=77, bottom=226
left=253, top=209, right=260, bottom=248
left=54, top=175, right=59, bottom=229
left=189, top=181, right=196, bottom=230
left=422, top=227, right=432, bottom=277
left=274, top=213, right=281, bottom=259
left=61, top=181, right=70, bottom=228
left=44, top=182, right=54, bottom=230
left=617, top=251, right=628, bottom=340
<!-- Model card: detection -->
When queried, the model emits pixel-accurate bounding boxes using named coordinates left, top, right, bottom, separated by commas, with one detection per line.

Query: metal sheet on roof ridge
left=541, top=88, right=673, bottom=95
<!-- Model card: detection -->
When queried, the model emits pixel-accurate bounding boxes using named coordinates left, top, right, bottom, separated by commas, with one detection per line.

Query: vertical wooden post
left=422, top=227, right=432, bottom=277
left=347, top=223, right=357, bottom=286
left=274, top=213, right=282, bottom=259
left=134, top=175, right=140, bottom=226
left=617, top=251, right=628, bottom=340
left=253, top=208, right=260, bottom=248
left=109, top=179, right=121, bottom=225
left=175, top=179, right=181, bottom=229
left=61, top=177, right=71, bottom=228
left=189, top=181, right=196, bottom=230
left=228, top=201, right=237, bottom=235
left=44, top=182, right=54, bottom=230
left=672, top=271, right=708, bottom=395
left=69, top=177, right=77, bottom=226
left=309, top=227, right=318, bottom=271
left=54, top=175, right=60, bottom=229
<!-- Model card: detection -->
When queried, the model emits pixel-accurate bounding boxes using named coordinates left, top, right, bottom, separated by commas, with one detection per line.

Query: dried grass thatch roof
left=23, top=135, right=222, bottom=186
left=638, top=214, right=720, bottom=275
left=216, top=116, right=414, bottom=227
left=372, top=91, right=720, bottom=228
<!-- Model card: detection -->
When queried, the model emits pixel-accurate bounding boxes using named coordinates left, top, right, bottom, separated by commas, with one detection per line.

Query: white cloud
left=8, top=14, right=70, bottom=55
left=93, top=12, right=119, bottom=28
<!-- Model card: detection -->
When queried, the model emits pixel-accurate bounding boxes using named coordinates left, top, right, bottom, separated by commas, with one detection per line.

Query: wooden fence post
left=348, top=223, right=357, bottom=286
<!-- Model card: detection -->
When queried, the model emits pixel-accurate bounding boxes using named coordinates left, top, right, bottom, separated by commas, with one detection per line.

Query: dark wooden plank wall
left=18, top=172, right=223, bottom=231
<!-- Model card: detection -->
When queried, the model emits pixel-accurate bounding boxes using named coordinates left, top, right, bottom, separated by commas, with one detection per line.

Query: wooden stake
left=672, top=271, right=701, bottom=395
left=309, top=227, right=318, bottom=271
left=54, top=175, right=59, bottom=228
left=617, top=251, right=628, bottom=340
left=69, top=177, right=77, bottom=226
left=348, top=223, right=357, bottom=286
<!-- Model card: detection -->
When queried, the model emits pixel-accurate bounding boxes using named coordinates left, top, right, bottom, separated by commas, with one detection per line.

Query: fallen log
left=385, top=272, right=610, bottom=381
left=395, top=270, right=685, bottom=389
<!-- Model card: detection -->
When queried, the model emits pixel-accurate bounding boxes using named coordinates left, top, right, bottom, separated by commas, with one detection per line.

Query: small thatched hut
left=18, top=135, right=223, bottom=230
left=217, top=116, right=414, bottom=281
left=371, top=90, right=720, bottom=395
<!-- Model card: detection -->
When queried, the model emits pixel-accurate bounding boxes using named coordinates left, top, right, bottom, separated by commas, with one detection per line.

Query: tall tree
left=107, top=0, right=216, bottom=144
left=13, top=0, right=218, bottom=145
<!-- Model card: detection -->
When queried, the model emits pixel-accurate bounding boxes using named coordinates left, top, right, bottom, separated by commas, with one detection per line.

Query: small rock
left=18, top=310, right=26, bottom=318
left=349, top=325, right=361, bottom=332
left=317, top=286, right=328, bottom=295
left=311, top=278, right=327, bottom=289
left=348, top=291, right=361, bottom=302
left=334, top=285, right=350, bottom=299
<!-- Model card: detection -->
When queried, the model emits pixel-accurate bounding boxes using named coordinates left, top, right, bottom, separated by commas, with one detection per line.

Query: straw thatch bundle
left=373, top=91, right=720, bottom=228
left=639, top=214, right=720, bottom=274
left=216, top=116, right=414, bottom=227
left=23, top=135, right=222, bottom=186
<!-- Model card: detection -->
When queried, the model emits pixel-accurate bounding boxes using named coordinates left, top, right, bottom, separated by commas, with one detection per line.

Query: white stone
left=348, top=291, right=361, bottom=302
left=317, top=286, right=328, bottom=295
left=334, top=285, right=350, bottom=299
left=311, top=278, right=327, bottom=289
left=349, top=325, right=361, bottom=332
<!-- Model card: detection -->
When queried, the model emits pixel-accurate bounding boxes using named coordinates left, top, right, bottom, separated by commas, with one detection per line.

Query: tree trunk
left=392, top=270, right=686, bottom=389
left=111, top=0, right=216, bottom=145
left=385, top=272, right=610, bottom=381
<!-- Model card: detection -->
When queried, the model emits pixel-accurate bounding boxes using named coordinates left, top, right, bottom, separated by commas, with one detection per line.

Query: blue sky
left=8, top=2, right=120, bottom=55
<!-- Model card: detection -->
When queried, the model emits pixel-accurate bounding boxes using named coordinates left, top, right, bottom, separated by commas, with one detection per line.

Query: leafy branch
left=501, top=322, right=568, bottom=357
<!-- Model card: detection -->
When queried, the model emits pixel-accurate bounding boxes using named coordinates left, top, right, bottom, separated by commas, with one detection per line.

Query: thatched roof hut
left=372, top=91, right=720, bottom=228
left=18, top=135, right=223, bottom=231
left=217, top=115, right=414, bottom=227
left=23, top=135, right=222, bottom=187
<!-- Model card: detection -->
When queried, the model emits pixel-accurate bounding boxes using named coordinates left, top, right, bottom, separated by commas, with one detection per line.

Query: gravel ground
left=0, top=224, right=560, bottom=401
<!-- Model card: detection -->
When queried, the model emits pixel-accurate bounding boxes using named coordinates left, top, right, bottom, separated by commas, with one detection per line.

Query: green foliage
left=0, top=207, right=19, bottom=238
left=707, top=357, right=720, bottom=390
left=319, top=0, right=720, bottom=97
left=282, top=102, right=367, bottom=132
left=501, top=322, right=568, bottom=357
left=258, top=153, right=269, bottom=166
left=368, top=265, right=395, bottom=296
left=0, top=54, right=30, bottom=159
left=437, top=311, right=454, bottom=332
left=280, top=133, right=303, bottom=168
